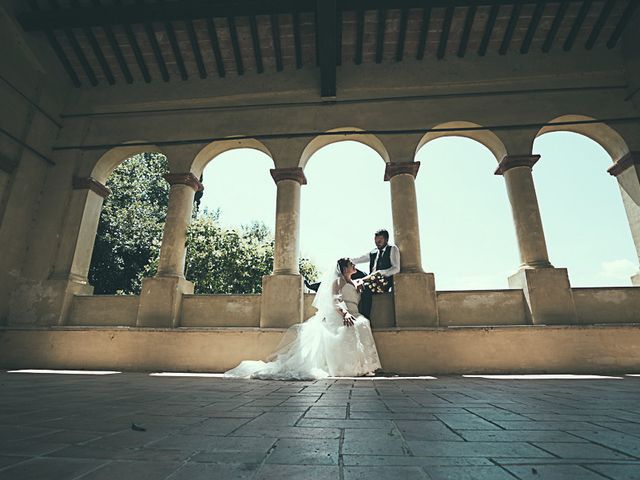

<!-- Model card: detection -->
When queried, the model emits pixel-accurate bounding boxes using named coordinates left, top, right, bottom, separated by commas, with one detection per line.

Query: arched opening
left=88, top=149, right=169, bottom=294
left=415, top=133, right=518, bottom=290
left=533, top=130, right=636, bottom=286
left=300, top=138, right=392, bottom=277
left=299, top=127, right=390, bottom=168
left=186, top=146, right=278, bottom=293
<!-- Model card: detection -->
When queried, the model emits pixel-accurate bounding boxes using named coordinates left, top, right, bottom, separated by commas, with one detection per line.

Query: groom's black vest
left=369, top=246, right=393, bottom=274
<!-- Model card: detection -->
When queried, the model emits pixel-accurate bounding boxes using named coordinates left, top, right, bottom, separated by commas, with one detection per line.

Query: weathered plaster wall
left=68, top=295, right=139, bottom=327
left=0, top=4, right=70, bottom=324
left=437, top=290, right=528, bottom=326
left=181, top=294, right=261, bottom=327
left=573, top=287, right=640, bottom=325
left=1, top=325, right=639, bottom=374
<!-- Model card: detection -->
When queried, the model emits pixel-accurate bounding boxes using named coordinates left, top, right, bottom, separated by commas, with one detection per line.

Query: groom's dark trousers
left=358, top=277, right=393, bottom=318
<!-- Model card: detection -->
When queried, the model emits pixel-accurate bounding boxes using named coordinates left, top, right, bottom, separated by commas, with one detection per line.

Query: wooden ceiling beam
left=457, top=5, right=476, bottom=57
left=607, top=0, right=639, bottom=48
left=316, top=0, right=337, bottom=97
left=437, top=6, right=454, bottom=60
left=478, top=4, right=499, bottom=56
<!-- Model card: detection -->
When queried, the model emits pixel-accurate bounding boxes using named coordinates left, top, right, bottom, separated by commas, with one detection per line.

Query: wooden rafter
left=542, top=0, right=569, bottom=53
left=458, top=5, right=476, bottom=57
left=478, top=4, right=499, bottom=56
left=416, top=6, right=431, bottom=60
left=271, top=14, right=283, bottom=72
left=292, top=12, right=303, bottom=69
left=521, top=1, right=545, bottom=54
left=186, top=19, right=207, bottom=78
left=227, top=16, right=244, bottom=75
left=49, top=0, right=97, bottom=86
left=607, top=0, right=639, bottom=48
left=375, top=9, right=387, bottom=63
left=586, top=0, right=615, bottom=50
left=92, top=0, right=132, bottom=84
left=249, top=16, right=264, bottom=73
left=70, top=0, right=114, bottom=84
left=316, top=0, right=337, bottom=97
left=396, top=8, right=409, bottom=61
left=355, top=9, right=364, bottom=65
left=499, top=3, right=521, bottom=55
left=564, top=0, right=591, bottom=50
left=437, top=6, right=454, bottom=60
left=205, top=17, right=225, bottom=77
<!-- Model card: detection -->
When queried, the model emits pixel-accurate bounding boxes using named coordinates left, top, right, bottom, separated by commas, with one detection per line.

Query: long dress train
left=224, top=282, right=381, bottom=380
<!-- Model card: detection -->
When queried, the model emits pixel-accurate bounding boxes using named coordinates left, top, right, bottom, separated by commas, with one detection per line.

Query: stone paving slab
left=0, top=371, right=639, bottom=479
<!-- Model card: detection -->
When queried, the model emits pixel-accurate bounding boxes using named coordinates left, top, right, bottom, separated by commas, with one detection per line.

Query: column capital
left=163, top=173, right=203, bottom=192
left=270, top=167, right=307, bottom=185
left=607, top=151, right=640, bottom=177
left=72, top=176, right=111, bottom=198
left=494, top=155, right=540, bottom=176
left=384, top=161, right=420, bottom=181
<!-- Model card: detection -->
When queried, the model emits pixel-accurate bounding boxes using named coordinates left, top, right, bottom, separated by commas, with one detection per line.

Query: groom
left=304, top=229, right=400, bottom=317
left=350, top=229, right=401, bottom=317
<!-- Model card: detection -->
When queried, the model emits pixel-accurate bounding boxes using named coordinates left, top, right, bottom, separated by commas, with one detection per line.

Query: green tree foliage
left=89, top=152, right=169, bottom=294
left=89, top=153, right=318, bottom=295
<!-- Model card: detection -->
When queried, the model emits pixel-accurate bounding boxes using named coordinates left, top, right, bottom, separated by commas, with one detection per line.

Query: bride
left=224, top=258, right=382, bottom=380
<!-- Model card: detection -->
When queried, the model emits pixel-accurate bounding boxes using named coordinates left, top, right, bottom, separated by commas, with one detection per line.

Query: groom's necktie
left=375, top=247, right=385, bottom=270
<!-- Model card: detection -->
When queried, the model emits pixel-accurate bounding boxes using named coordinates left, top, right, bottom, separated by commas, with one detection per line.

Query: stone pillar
left=496, top=155, right=552, bottom=269
left=385, top=162, right=438, bottom=327
left=260, top=168, right=306, bottom=328
left=608, top=152, right=640, bottom=285
left=496, top=155, right=576, bottom=325
left=136, top=173, right=202, bottom=328
left=38, top=177, right=109, bottom=325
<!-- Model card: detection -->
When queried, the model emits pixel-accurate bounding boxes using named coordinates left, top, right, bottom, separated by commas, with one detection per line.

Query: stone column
left=136, top=173, right=202, bottom=328
left=608, top=152, right=640, bottom=285
left=20, top=177, right=111, bottom=325
left=35, top=177, right=109, bottom=325
left=385, top=162, right=438, bottom=327
left=496, top=155, right=576, bottom=325
left=260, top=168, right=306, bottom=328
left=496, top=155, right=552, bottom=269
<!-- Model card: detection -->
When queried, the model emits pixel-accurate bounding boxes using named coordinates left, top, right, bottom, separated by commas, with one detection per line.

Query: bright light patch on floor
left=8, top=369, right=121, bottom=375
left=332, top=376, right=438, bottom=381
left=625, top=374, right=640, bottom=377
left=463, top=374, right=623, bottom=380
left=150, top=372, right=226, bottom=378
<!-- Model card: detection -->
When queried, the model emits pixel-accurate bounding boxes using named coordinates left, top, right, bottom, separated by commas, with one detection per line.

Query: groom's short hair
left=375, top=229, right=389, bottom=240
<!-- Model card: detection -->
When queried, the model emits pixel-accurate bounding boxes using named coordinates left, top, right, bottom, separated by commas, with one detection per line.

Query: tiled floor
left=0, top=371, right=639, bottom=479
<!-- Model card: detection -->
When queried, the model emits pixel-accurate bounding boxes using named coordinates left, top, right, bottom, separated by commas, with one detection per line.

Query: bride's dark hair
left=337, top=258, right=351, bottom=274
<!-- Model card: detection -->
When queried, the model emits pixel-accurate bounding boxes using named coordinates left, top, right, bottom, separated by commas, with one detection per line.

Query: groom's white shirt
left=351, top=245, right=401, bottom=277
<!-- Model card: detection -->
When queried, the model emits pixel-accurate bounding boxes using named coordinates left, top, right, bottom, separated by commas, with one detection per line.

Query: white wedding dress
left=224, top=274, right=382, bottom=380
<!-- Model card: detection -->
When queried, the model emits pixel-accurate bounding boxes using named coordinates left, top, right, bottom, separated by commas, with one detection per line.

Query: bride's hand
left=343, top=313, right=355, bottom=327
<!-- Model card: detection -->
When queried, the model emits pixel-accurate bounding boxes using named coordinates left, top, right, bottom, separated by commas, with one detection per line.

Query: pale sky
left=199, top=133, right=637, bottom=289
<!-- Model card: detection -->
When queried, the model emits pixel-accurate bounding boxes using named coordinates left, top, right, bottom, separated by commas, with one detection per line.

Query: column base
left=509, top=268, right=577, bottom=325
left=260, top=274, right=303, bottom=328
left=136, top=276, right=194, bottom=328
left=8, top=276, right=93, bottom=326
left=393, top=272, right=438, bottom=327
left=631, top=272, right=640, bottom=286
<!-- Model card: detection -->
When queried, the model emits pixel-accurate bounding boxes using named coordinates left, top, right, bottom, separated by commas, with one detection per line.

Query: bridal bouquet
left=362, top=272, right=389, bottom=294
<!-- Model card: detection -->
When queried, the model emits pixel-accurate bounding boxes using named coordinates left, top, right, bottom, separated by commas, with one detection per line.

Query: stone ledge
left=2, top=325, right=639, bottom=375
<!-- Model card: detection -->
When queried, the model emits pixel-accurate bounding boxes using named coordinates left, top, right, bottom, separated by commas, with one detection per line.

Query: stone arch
left=536, top=115, right=630, bottom=163
left=91, top=141, right=165, bottom=185
left=416, top=121, right=507, bottom=162
left=299, top=127, right=390, bottom=169
left=190, top=138, right=274, bottom=178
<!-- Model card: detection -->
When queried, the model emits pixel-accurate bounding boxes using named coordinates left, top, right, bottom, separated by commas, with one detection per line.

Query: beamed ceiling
left=16, top=0, right=639, bottom=97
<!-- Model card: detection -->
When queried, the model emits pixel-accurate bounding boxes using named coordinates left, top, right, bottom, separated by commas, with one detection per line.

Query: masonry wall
left=0, top=5, right=71, bottom=324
